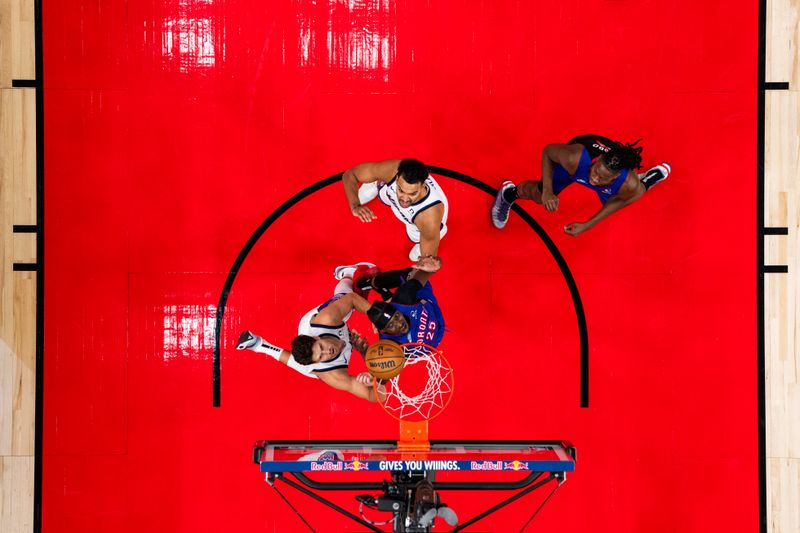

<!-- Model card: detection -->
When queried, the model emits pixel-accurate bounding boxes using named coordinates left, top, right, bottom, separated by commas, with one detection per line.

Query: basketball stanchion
left=254, top=342, right=575, bottom=532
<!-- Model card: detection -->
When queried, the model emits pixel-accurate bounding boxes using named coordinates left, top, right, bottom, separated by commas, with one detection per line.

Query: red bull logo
left=470, top=460, right=502, bottom=470
left=344, top=460, right=367, bottom=471
left=310, top=461, right=343, bottom=471
left=503, top=460, right=530, bottom=471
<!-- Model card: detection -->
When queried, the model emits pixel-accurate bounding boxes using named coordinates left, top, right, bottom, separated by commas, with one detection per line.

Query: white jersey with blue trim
left=287, top=307, right=352, bottom=379
left=378, top=174, right=449, bottom=230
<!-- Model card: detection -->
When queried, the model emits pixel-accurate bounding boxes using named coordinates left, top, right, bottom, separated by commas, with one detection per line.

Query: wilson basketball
left=365, top=340, right=405, bottom=380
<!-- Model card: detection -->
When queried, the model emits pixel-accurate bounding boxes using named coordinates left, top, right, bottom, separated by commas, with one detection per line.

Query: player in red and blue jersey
left=353, top=263, right=446, bottom=348
left=491, top=134, right=671, bottom=236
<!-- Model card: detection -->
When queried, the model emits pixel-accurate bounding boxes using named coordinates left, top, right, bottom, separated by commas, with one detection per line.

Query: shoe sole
left=491, top=181, right=514, bottom=229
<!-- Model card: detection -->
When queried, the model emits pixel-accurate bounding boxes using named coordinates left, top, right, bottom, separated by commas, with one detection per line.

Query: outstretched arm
left=342, top=160, right=401, bottom=222
left=564, top=174, right=646, bottom=236
left=316, top=368, right=385, bottom=402
left=414, top=204, right=444, bottom=260
left=540, top=144, right=582, bottom=212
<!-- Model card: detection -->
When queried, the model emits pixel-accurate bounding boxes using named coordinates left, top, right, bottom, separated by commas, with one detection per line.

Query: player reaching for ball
left=235, top=260, right=441, bottom=401
left=353, top=262, right=446, bottom=348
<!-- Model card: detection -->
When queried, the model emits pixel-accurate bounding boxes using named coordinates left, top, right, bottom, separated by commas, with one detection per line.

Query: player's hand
left=414, top=255, right=442, bottom=273
left=356, top=372, right=375, bottom=386
left=541, top=190, right=559, bottom=212
left=351, top=205, right=377, bottom=223
left=349, top=330, right=369, bottom=356
left=564, top=222, right=588, bottom=236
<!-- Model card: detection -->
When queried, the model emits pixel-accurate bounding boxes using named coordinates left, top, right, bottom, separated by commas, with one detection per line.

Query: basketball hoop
left=373, top=343, right=454, bottom=452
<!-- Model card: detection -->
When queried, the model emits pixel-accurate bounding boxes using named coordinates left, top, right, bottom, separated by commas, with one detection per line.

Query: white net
left=378, top=343, right=454, bottom=421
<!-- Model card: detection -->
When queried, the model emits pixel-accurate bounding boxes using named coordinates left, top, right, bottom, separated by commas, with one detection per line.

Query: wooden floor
left=0, top=0, right=797, bottom=531
left=765, top=0, right=800, bottom=530
left=1, top=1, right=36, bottom=532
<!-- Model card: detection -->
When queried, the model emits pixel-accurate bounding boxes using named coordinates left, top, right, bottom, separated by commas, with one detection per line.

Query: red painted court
left=42, top=1, right=758, bottom=531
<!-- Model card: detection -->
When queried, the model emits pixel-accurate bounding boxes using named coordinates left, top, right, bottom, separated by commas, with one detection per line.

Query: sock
left=503, top=186, right=518, bottom=203
left=249, top=337, right=283, bottom=361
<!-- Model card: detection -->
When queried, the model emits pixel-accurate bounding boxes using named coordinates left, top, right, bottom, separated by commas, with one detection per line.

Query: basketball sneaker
left=333, top=262, right=376, bottom=280
left=640, top=163, right=672, bottom=191
left=352, top=264, right=381, bottom=297
left=236, top=330, right=261, bottom=350
left=491, top=180, right=515, bottom=229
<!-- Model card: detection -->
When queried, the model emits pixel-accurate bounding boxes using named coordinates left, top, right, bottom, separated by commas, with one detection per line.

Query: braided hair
left=602, top=139, right=643, bottom=171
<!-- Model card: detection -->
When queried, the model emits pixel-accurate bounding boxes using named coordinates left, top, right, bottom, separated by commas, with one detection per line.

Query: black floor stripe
left=13, top=263, right=38, bottom=271
left=757, top=0, right=768, bottom=531
left=11, top=79, right=38, bottom=87
left=764, top=265, right=788, bottom=273
left=13, top=224, right=38, bottom=233
left=764, top=82, right=789, bottom=90
left=764, top=227, right=788, bottom=235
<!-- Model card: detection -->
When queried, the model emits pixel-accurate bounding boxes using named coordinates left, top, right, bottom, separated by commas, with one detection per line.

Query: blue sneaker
left=491, top=181, right=515, bottom=229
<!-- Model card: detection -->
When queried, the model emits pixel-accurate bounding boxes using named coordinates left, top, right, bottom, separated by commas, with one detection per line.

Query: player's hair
left=397, top=159, right=428, bottom=184
left=291, top=335, right=316, bottom=365
left=602, top=139, right=643, bottom=171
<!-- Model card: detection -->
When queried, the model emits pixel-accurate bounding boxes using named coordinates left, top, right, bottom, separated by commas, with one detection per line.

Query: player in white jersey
left=343, top=159, right=448, bottom=262
left=235, top=263, right=412, bottom=402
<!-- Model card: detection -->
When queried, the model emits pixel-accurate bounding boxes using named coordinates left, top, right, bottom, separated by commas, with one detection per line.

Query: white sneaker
left=357, top=181, right=380, bottom=204
left=334, top=262, right=376, bottom=280
left=236, top=330, right=261, bottom=350
left=408, top=244, right=421, bottom=262
left=640, top=163, right=671, bottom=191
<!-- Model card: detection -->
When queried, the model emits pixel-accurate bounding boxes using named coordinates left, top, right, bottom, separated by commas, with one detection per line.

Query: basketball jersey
left=378, top=174, right=449, bottom=230
left=379, top=283, right=445, bottom=347
left=292, top=298, right=353, bottom=378
left=554, top=134, right=629, bottom=202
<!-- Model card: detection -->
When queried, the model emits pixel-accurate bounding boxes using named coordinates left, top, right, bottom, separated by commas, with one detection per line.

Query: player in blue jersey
left=353, top=263, right=445, bottom=347
left=491, top=134, right=672, bottom=236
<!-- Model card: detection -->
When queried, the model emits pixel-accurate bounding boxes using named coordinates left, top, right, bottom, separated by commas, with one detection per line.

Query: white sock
left=248, top=336, right=283, bottom=361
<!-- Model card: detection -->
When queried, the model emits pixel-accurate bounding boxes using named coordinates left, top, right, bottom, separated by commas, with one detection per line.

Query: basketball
left=365, top=340, right=406, bottom=380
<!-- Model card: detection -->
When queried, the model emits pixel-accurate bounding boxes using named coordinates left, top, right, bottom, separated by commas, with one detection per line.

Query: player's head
left=368, top=301, right=411, bottom=336
left=395, top=159, right=428, bottom=208
left=589, top=139, right=643, bottom=186
left=291, top=335, right=342, bottom=365
left=381, top=311, right=410, bottom=335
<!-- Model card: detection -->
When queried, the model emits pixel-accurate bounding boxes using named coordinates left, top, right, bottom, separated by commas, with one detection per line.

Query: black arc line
left=213, top=169, right=589, bottom=408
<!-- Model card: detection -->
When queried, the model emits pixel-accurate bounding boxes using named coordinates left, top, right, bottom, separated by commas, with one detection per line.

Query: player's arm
left=564, top=173, right=646, bottom=236
left=540, top=144, right=582, bottom=212
left=414, top=203, right=444, bottom=259
left=342, top=160, right=401, bottom=222
left=315, top=368, right=382, bottom=402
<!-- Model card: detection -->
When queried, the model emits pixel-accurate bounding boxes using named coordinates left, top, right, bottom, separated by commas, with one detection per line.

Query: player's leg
left=236, top=330, right=286, bottom=361
left=492, top=174, right=571, bottom=228
left=639, top=162, right=672, bottom=191
left=334, top=262, right=380, bottom=297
